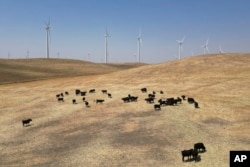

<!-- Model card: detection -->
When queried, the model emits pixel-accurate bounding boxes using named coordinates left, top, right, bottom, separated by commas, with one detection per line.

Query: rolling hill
left=0, top=58, right=145, bottom=84
left=0, top=53, right=249, bottom=167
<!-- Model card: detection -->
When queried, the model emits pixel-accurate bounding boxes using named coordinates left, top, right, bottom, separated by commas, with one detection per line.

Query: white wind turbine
left=45, top=20, right=50, bottom=59
left=104, top=28, right=109, bottom=64
left=176, top=36, right=185, bottom=60
left=201, top=38, right=209, bottom=55
left=219, top=44, right=224, bottom=54
left=137, top=29, right=143, bottom=63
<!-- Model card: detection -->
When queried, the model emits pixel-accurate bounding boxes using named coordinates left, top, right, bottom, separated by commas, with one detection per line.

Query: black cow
left=130, top=96, right=138, bottom=102
left=188, top=98, right=195, bottom=104
left=160, top=90, right=164, bottom=94
left=181, top=149, right=194, bottom=161
left=154, top=104, right=161, bottom=111
left=158, top=99, right=167, bottom=106
left=177, top=97, right=182, bottom=104
left=60, top=93, right=64, bottom=97
left=145, top=97, right=154, bottom=103
left=56, top=94, right=61, bottom=98
left=22, top=118, right=32, bottom=127
left=194, top=143, right=206, bottom=152
left=96, top=99, right=104, bottom=104
left=182, top=95, right=186, bottom=100
left=122, top=97, right=130, bottom=103
left=82, top=97, right=86, bottom=101
left=108, top=93, right=112, bottom=98
left=166, top=98, right=176, bottom=106
left=72, top=99, right=77, bottom=104
left=89, top=89, right=95, bottom=93
left=65, top=91, right=69, bottom=95
left=152, top=91, right=156, bottom=95
left=58, top=97, right=64, bottom=102
left=141, top=88, right=147, bottom=93
left=80, top=91, right=87, bottom=96
left=102, top=90, right=107, bottom=94
left=85, top=101, right=89, bottom=107
left=75, top=89, right=81, bottom=95
left=148, top=94, right=155, bottom=98
left=194, top=102, right=199, bottom=108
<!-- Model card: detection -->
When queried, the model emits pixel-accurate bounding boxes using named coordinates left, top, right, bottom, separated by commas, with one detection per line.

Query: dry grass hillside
left=0, top=53, right=249, bottom=167
left=0, top=58, right=145, bottom=84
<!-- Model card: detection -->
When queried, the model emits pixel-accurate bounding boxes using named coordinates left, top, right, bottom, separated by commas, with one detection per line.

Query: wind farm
left=0, top=1, right=250, bottom=167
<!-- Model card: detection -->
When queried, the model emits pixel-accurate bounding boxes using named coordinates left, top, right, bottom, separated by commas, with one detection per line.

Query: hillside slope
left=0, top=53, right=249, bottom=167
left=0, top=58, right=145, bottom=84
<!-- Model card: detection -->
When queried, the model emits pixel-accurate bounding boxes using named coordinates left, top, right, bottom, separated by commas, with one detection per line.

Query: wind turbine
left=176, top=36, right=185, bottom=60
left=137, top=29, right=143, bottom=63
left=219, top=44, right=224, bottom=54
left=104, top=28, right=109, bottom=64
left=201, top=38, right=209, bottom=55
left=45, top=20, right=50, bottom=59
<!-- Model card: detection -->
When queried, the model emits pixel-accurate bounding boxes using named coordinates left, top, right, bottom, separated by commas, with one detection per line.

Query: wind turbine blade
left=206, top=47, right=209, bottom=53
left=182, top=36, right=185, bottom=42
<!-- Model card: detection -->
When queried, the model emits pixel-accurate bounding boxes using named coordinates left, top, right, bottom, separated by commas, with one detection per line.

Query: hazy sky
left=0, top=0, right=249, bottom=63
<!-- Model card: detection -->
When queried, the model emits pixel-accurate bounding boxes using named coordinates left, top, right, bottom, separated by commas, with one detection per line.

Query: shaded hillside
left=0, top=58, right=145, bottom=84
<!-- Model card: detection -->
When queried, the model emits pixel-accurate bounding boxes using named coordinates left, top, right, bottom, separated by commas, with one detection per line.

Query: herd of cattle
left=55, top=87, right=200, bottom=111
left=22, top=86, right=203, bottom=162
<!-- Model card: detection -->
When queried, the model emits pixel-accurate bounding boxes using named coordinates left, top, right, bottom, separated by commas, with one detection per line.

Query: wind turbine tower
left=219, top=45, right=224, bottom=54
left=137, top=29, right=143, bottom=63
left=45, top=20, right=50, bottom=59
left=104, top=28, right=109, bottom=64
left=201, top=38, right=209, bottom=55
left=176, top=36, right=185, bottom=60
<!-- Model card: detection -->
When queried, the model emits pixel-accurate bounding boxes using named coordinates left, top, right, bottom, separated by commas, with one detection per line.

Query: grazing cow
left=89, top=89, right=95, bottom=93
left=182, top=95, right=186, bottom=100
left=154, top=104, right=161, bottom=111
left=159, top=99, right=168, bottom=106
left=160, top=90, right=164, bottom=94
left=130, top=96, right=138, bottom=102
left=148, top=94, right=155, bottom=98
left=60, top=93, right=64, bottom=97
left=152, top=91, right=156, bottom=95
left=181, top=149, right=194, bottom=161
left=188, top=97, right=195, bottom=104
left=82, top=97, right=86, bottom=101
left=22, top=118, right=32, bottom=127
left=108, top=93, right=112, bottom=98
left=122, top=97, right=130, bottom=103
left=166, top=98, right=177, bottom=106
left=72, top=99, right=77, bottom=104
left=177, top=97, right=182, bottom=104
left=81, top=91, right=87, bottom=96
left=56, top=94, right=61, bottom=98
left=194, top=101, right=199, bottom=108
left=141, top=88, right=147, bottom=93
left=75, top=89, right=81, bottom=95
left=194, top=143, right=206, bottom=152
left=102, top=90, right=108, bottom=94
left=85, top=101, right=89, bottom=107
left=58, top=97, right=64, bottom=102
left=65, top=91, right=69, bottom=95
left=95, top=99, right=104, bottom=104
left=145, top=97, right=154, bottom=103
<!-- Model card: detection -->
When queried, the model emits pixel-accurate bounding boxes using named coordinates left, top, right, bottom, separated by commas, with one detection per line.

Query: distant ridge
left=0, top=58, right=145, bottom=84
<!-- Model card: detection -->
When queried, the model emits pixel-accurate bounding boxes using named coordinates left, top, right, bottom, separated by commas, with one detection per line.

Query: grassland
left=0, top=58, right=145, bottom=84
left=0, top=53, right=249, bottom=167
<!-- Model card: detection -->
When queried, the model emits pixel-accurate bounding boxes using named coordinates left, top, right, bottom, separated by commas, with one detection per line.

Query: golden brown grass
left=0, top=53, right=249, bottom=166
left=0, top=58, right=145, bottom=84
